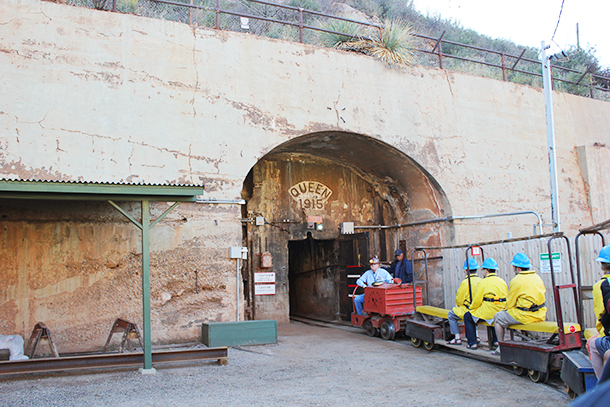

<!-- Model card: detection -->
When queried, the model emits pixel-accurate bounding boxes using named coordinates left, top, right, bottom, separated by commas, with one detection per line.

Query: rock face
left=1, top=0, right=610, bottom=352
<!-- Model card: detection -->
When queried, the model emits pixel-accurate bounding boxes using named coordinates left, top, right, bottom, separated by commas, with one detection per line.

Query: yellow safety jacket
left=506, top=270, right=547, bottom=324
left=593, top=273, right=610, bottom=336
left=470, top=273, right=509, bottom=320
left=452, top=273, right=482, bottom=319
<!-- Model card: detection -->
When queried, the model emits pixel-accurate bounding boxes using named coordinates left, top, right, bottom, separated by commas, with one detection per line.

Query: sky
left=410, top=0, right=610, bottom=69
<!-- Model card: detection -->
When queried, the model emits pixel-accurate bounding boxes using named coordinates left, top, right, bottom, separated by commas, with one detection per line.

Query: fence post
left=216, top=0, right=220, bottom=30
left=299, top=8, right=303, bottom=43
left=432, top=31, right=445, bottom=70
left=501, top=53, right=506, bottom=81
left=112, top=0, right=117, bottom=12
left=439, top=48, right=443, bottom=69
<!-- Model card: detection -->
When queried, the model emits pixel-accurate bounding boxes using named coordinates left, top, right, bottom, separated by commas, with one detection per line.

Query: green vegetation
left=328, top=0, right=607, bottom=98
left=317, top=20, right=364, bottom=48
left=118, top=0, right=139, bottom=14
left=67, top=0, right=608, bottom=99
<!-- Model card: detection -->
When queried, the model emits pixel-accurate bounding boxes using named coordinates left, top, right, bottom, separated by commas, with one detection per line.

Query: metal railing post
left=112, top=0, right=117, bottom=12
left=432, top=31, right=445, bottom=70
left=501, top=53, right=506, bottom=81
left=299, top=8, right=303, bottom=43
left=216, top=0, right=220, bottom=30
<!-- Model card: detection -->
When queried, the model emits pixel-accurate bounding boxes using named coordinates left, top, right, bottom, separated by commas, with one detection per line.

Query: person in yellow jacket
left=586, top=245, right=610, bottom=379
left=462, top=258, right=508, bottom=350
left=491, top=253, right=546, bottom=355
left=447, top=257, right=482, bottom=345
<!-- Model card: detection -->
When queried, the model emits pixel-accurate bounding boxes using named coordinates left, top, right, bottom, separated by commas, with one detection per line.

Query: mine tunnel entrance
left=241, top=131, right=452, bottom=324
left=288, top=232, right=369, bottom=322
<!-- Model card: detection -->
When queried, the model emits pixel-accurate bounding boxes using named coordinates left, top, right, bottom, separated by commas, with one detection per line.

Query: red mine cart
left=351, top=284, right=423, bottom=340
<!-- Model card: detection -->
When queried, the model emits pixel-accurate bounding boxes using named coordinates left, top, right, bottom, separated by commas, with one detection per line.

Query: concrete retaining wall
left=1, top=0, right=610, bottom=349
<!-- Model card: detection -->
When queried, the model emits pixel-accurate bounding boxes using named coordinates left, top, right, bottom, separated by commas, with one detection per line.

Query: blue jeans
left=464, top=312, right=497, bottom=347
left=354, top=294, right=365, bottom=315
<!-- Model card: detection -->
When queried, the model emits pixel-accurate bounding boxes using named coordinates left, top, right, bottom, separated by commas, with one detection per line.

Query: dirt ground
left=0, top=321, right=570, bottom=407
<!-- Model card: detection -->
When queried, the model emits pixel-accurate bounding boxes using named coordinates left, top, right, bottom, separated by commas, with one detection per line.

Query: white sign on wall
left=254, top=272, right=276, bottom=283
left=255, top=284, right=276, bottom=296
left=540, top=252, right=562, bottom=273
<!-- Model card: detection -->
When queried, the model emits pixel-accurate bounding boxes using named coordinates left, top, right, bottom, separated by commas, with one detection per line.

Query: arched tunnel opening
left=241, top=131, right=453, bottom=323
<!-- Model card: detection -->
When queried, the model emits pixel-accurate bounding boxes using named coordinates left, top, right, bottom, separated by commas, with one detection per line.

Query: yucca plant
left=350, top=19, right=415, bottom=68
left=371, top=19, right=415, bottom=67
left=317, top=20, right=364, bottom=48
left=319, top=19, right=415, bottom=69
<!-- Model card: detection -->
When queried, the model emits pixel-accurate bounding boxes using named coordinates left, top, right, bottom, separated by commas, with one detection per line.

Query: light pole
left=541, top=41, right=561, bottom=233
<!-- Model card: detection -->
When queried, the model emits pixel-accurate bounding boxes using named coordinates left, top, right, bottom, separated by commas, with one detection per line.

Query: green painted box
left=201, top=320, right=278, bottom=347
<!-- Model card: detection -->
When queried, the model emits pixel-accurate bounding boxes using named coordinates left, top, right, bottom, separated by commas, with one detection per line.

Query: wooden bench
left=585, top=327, right=599, bottom=340
left=416, top=305, right=493, bottom=326
left=416, top=305, right=581, bottom=337
left=416, top=305, right=450, bottom=320
left=508, top=321, right=581, bottom=334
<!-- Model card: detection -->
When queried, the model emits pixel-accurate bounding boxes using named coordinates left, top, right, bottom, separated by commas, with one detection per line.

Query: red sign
left=470, top=246, right=482, bottom=256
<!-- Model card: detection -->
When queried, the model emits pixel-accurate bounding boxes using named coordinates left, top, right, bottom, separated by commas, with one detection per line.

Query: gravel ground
left=0, top=321, right=570, bottom=407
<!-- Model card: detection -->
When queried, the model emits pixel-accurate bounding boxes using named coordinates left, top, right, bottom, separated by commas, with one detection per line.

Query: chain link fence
left=67, top=0, right=609, bottom=101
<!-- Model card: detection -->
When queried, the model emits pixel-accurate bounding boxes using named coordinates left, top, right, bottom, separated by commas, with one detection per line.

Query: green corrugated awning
left=0, top=180, right=203, bottom=201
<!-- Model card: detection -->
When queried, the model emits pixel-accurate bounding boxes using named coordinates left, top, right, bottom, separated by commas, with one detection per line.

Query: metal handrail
left=574, top=230, right=606, bottom=330
left=547, top=234, right=580, bottom=344
left=102, top=0, right=610, bottom=99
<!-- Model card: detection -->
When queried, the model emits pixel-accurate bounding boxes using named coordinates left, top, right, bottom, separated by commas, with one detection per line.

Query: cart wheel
left=528, top=369, right=549, bottom=384
left=563, top=383, right=577, bottom=400
left=410, top=337, right=422, bottom=348
left=380, top=321, right=396, bottom=341
left=512, top=365, right=526, bottom=376
left=423, top=341, right=437, bottom=351
left=363, top=319, right=378, bottom=337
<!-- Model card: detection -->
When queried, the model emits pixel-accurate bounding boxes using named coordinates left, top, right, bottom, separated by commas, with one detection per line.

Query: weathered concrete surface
left=2, top=0, right=609, bottom=238
left=1, top=0, right=610, bottom=346
left=0, top=199, right=243, bottom=352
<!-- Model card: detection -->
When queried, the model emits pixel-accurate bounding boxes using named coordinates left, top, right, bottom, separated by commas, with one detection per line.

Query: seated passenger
left=387, top=249, right=413, bottom=284
left=462, top=258, right=508, bottom=350
left=492, top=253, right=546, bottom=355
left=447, top=258, right=481, bottom=345
left=587, top=245, right=610, bottom=379
left=354, top=257, right=398, bottom=315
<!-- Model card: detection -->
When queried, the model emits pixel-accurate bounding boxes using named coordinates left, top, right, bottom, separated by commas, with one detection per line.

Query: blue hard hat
left=481, top=258, right=499, bottom=270
left=596, top=245, right=610, bottom=263
left=463, top=257, right=480, bottom=270
left=510, top=253, right=531, bottom=269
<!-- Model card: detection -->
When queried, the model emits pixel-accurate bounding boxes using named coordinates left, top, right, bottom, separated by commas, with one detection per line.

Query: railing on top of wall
left=73, top=0, right=610, bottom=101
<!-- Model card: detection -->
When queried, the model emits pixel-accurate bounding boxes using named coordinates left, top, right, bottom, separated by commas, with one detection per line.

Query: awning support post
left=107, top=199, right=184, bottom=372
left=141, top=200, right=153, bottom=371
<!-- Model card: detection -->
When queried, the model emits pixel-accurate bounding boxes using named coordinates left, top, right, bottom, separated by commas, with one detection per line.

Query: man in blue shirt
left=387, top=249, right=413, bottom=284
left=354, top=257, right=396, bottom=315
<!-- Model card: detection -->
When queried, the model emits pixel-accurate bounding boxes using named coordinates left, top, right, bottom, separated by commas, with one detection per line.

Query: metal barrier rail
left=95, top=0, right=610, bottom=99
left=0, top=347, right=228, bottom=375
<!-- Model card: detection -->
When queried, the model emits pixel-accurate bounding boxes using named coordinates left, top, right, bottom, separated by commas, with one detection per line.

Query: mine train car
left=351, top=230, right=609, bottom=400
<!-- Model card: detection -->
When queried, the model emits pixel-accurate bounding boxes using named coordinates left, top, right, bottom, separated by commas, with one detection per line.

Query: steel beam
left=0, top=348, right=228, bottom=375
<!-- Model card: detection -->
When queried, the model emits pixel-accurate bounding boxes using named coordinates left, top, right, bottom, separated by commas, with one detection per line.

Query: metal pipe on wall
left=196, top=198, right=246, bottom=205
left=354, top=210, right=544, bottom=235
